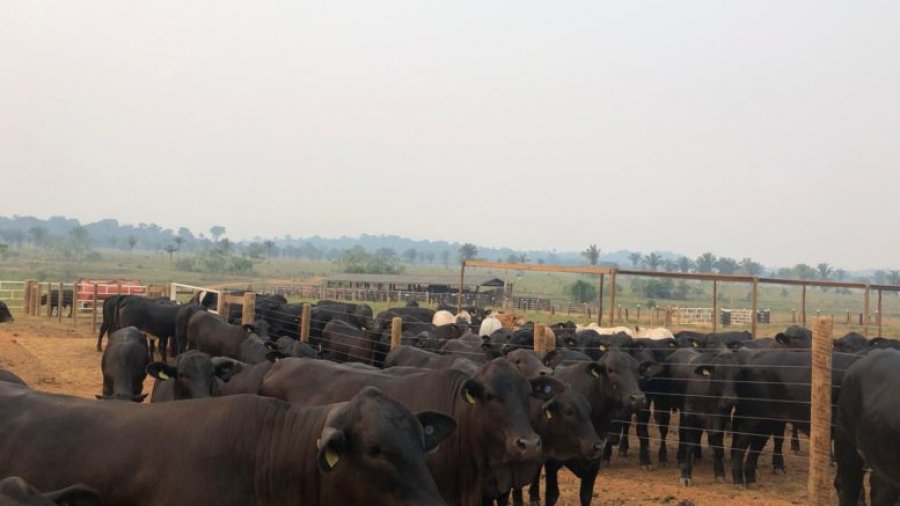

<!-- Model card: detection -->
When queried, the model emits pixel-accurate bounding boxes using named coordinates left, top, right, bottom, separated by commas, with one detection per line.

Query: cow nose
left=516, top=436, right=541, bottom=453
left=538, top=368, right=551, bottom=376
left=630, top=393, right=646, bottom=408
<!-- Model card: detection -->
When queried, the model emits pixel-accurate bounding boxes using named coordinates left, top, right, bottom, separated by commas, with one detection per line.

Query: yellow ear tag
left=316, top=438, right=322, bottom=449
left=464, top=390, right=476, bottom=405
left=692, top=341, right=699, bottom=348
left=598, top=344, right=608, bottom=352
left=702, top=369, right=711, bottom=377
left=545, top=410, right=553, bottom=420
left=325, top=449, right=340, bottom=469
left=590, top=368, right=600, bottom=379
left=159, top=371, right=170, bottom=380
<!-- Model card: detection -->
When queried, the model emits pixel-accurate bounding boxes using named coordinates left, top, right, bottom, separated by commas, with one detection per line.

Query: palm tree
left=817, top=263, right=833, bottom=281
left=582, top=244, right=600, bottom=266
left=458, top=243, right=478, bottom=263
left=263, top=240, right=276, bottom=260
left=715, top=257, right=739, bottom=274
left=695, top=252, right=717, bottom=273
left=677, top=256, right=694, bottom=273
left=643, top=253, right=663, bottom=271
left=739, top=258, right=764, bottom=276
left=126, top=235, right=138, bottom=252
left=209, top=226, right=226, bottom=242
left=629, top=252, right=642, bottom=268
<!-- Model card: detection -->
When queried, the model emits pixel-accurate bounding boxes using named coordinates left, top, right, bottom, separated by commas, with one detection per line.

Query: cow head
left=693, top=350, right=740, bottom=417
left=316, top=386, right=455, bottom=506
left=591, top=351, right=646, bottom=412
left=146, top=351, right=244, bottom=399
left=504, top=348, right=553, bottom=377
left=458, top=358, right=563, bottom=465
left=774, top=325, right=812, bottom=349
left=0, top=476, right=101, bottom=506
left=537, top=389, right=604, bottom=462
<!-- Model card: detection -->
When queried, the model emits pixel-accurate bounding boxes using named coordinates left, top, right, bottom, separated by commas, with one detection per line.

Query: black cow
left=833, top=331, right=869, bottom=354
left=186, top=311, right=267, bottom=360
left=39, top=289, right=74, bottom=317
left=835, top=349, right=900, bottom=505
left=96, top=327, right=149, bottom=403
left=730, top=348, right=862, bottom=487
left=0, top=384, right=455, bottom=506
left=147, top=351, right=244, bottom=402
left=542, top=351, right=647, bottom=506
left=223, top=293, right=287, bottom=325
left=173, top=302, right=207, bottom=355
left=375, top=307, right=437, bottom=331
left=0, top=476, right=100, bottom=506
left=320, top=319, right=385, bottom=366
left=0, top=301, right=14, bottom=323
left=96, top=296, right=179, bottom=359
left=0, top=370, right=26, bottom=386
left=259, top=357, right=562, bottom=506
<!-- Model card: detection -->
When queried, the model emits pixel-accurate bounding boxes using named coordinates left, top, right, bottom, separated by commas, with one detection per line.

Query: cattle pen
left=5, top=264, right=900, bottom=505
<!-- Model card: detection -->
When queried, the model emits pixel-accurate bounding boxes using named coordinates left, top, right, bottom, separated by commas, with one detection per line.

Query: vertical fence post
left=216, top=291, right=227, bottom=317
left=863, top=285, right=870, bottom=337
left=390, top=317, right=403, bottom=351
left=58, top=282, right=64, bottom=323
left=712, top=280, right=718, bottom=333
left=544, top=324, right=556, bottom=354
left=21, top=280, right=32, bottom=316
left=597, top=274, right=604, bottom=325
left=71, top=280, right=78, bottom=327
left=608, top=271, right=617, bottom=326
left=801, top=284, right=807, bottom=327
left=33, top=284, right=42, bottom=317
left=299, top=303, right=311, bottom=343
left=91, top=283, right=98, bottom=332
left=534, top=323, right=546, bottom=356
left=242, top=292, right=256, bottom=326
left=45, top=282, right=52, bottom=317
left=751, top=277, right=758, bottom=338
left=458, top=263, right=465, bottom=313
left=877, top=289, right=883, bottom=337
left=807, top=317, right=834, bottom=505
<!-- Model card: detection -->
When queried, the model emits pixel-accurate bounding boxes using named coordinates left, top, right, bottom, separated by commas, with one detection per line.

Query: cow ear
left=212, top=358, right=244, bottom=382
left=543, top=349, right=563, bottom=368
left=690, top=339, right=700, bottom=348
left=265, top=341, right=279, bottom=352
left=639, top=361, right=662, bottom=379
left=416, top=411, right=457, bottom=454
left=565, top=337, right=577, bottom=347
left=694, top=365, right=713, bottom=377
left=530, top=376, right=564, bottom=401
left=775, top=333, right=788, bottom=345
left=587, top=362, right=605, bottom=379
left=316, top=427, right=346, bottom=473
left=460, top=379, right=484, bottom=405
left=43, top=484, right=101, bottom=506
left=146, top=362, right=178, bottom=381
left=265, top=350, right=287, bottom=362
left=543, top=399, right=560, bottom=420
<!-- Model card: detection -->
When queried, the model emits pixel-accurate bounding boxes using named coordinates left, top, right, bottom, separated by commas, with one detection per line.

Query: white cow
left=479, top=315, right=503, bottom=337
left=432, top=310, right=455, bottom=326
left=635, top=327, right=675, bottom=339
left=584, top=323, right=636, bottom=338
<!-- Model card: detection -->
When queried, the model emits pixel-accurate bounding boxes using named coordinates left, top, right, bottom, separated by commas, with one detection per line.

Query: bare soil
left=0, top=318, right=813, bottom=505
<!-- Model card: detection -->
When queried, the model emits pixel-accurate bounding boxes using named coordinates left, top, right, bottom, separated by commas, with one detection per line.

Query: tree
left=739, top=258, right=764, bottom=276
left=28, top=226, right=48, bottom=247
left=568, top=280, right=597, bottom=303
left=816, top=263, right=833, bottom=281
left=661, top=259, right=677, bottom=272
left=582, top=244, right=600, bottom=266
left=126, top=235, right=137, bottom=252
left=173, top=236, right=184, bottom=251
left=209, top=226, right=226, bottom=242
left=677, top=256, right=694, bottom=273
left=696, top=252, right=717, bottom=273
left=403, top=248, right=418, bottom=264
left=219, top=238, right=232, bottom=254
left=458, top=243, right=478, bottom=263
left=643, top=253, right=663, bottom=271
left=163, top=244, right=178, bottom=261
left=440, top=250, right=450, bottom=268
left=629, top=252, right=642, bottom=268
left=715, top=257, right=739, bottom=274
left=263, top=240, right=276, bottom=260
left=793, top=263, right=816, bottom=280
left=0, top=243, right=8, bottom=260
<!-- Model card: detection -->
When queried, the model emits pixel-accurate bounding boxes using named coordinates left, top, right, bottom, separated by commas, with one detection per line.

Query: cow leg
left=637, top=407, right=652, bottom=469
left=576, top=460, right=601, bottom=506
left=834, top=434, right=865, bottom=506
left=618, top=415, right=631, bottom=457
left=870, top=471, right=900, bottom=506
left=771, top=421, right=786, bottom=474
left=510, top=487, right=524, bottom=506
left=656, top=409, right=671, bottom=466
left=709, top=429, right=726, bottom=482
left=790, top=424, right=800, bottom=455
left=527, top=466, right=542, bottom=506
left=743, top=423, right=771, bottom=486
left=730, top=418, right=752, bottom=488
left=544, top=460, right=562, bottom=506
left=678, top=417, right=700, bottom=486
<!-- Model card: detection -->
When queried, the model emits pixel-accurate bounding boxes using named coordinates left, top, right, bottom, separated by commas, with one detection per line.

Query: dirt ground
left=0, top=317, right=815, bottom=505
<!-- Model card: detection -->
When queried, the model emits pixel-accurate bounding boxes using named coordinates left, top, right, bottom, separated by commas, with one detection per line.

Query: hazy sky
left=2, top=1, right=898, bottom=269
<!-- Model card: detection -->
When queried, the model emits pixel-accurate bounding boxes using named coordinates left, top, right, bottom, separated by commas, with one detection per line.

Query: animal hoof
left=774, top=468, right=786, bottom=476
left=680, top=478, right=692, bottom=487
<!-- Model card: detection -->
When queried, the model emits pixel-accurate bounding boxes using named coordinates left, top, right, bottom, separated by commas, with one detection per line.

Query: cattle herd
left=1, top=293, right=900, bottom=505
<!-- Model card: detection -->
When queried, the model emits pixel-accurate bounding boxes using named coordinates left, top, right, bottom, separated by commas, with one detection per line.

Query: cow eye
left=514, top=359, right=522, bottom=364
left=368, top=446, right=382, bottom=457
left=565, top=409, right=574, bottom=417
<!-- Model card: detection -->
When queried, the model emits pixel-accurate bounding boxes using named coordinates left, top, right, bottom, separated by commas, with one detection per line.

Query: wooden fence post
left=597, top=275, right=604, bottom=325
left=216, top=291, right=227, bottom=317
left=750, top=277, right=758, bottom=338
left=242, top=292, right=256, bottom=326
left=807, top=317, right=834, bottom=505
left=91, top=283, right=99, bottom=332
left=58, top=282, right=64, bottom=322
left=299, top=303, right=311, bottom=343
left=877, top=289, right=883, bottom=337
left=608, top=271, right=617, bottom=325
left=534, top=324, right=546, bottom=356
left=22, top=280, right=32, bottom=316
left=863, top=285, right=870, bottom=337
left=33, top=284, right=42, bottom=317
left=712, top=280, right=718, bottom=333
left=390, top=317, right=403, bottom=351
left=801, top=284, right=807, bottom=327
left=46, top=282, right=52, bottom=317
